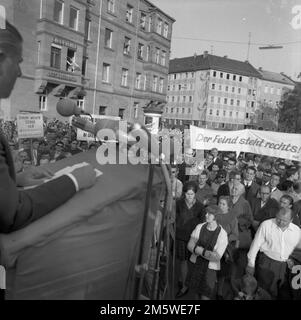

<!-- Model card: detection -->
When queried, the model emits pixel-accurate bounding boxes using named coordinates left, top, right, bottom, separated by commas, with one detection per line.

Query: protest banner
left=17, top=113, right=44, bottom=139
left=76, top=114, right=120, bottom=141
left=190, top=125, right=301, bottom=161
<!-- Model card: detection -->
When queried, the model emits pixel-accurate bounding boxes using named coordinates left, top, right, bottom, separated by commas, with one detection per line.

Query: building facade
left=251, top=68, right=295, bottom=130
left=0, top=0, right=174, bottom=124
left=163, top=52, right=295, bottom=131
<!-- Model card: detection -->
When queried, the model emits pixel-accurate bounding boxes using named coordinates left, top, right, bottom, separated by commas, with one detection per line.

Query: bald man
left=0, top=20, right=96, bottom=233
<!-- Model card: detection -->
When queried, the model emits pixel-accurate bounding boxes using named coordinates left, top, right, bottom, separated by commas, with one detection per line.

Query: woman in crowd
left=175, top=181, right=206, bottom=298
left=187, top=205, right=228, bottom=300
left=216, top=196, right=239, bottom=299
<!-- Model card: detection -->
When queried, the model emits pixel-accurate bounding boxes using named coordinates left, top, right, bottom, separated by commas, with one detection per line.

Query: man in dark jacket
left=0, top=20, right=96, bottom=233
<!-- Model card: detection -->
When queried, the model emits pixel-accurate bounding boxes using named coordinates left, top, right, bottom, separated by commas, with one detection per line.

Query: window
left=107, top=0, right=115, bottom=13
left=183, top=96, right=186, bottom=102
left=277, top=88, right=281, bottom=95
left=133, top=102, right=139, bottom=118
left=237, top=100, right=240, bottom=106
left=104, top=28, right=112, bottom=48
left=155, top=48, right=160, bottom=63
left=146, top=45, right=150, bottom=61
left=238, top=87, right=241, bottom=94
left=229, top=111, right=233, bottom=117
left=209, top=109, right=213, bottom=115
left=217, top=97, right=221, bottom=104
left=140, top=12, right=146, bottom=30
left=264, top=86, right=268, bottom=93
left=172, top=96, right=175, bottom=102
left=189, top=96, right=193, bottom=102
left=191, top=72, right=194, bottom=78
left=159, top=78, right=164, bottom=93
left=213, top=71, right=216, bottom=77
left=171, top=107, right=174, bottom=113
left=216, top=110, right=219, bottom=116
left=50, top=45, right=61, bottom=69
left=226, top=74, right=230, bottom=80
left=236, top=112, right=238, bottom=117
left=152, top=76, right=158, bottom=91
left=233, top=75, right=236, bottom=81
left=137, top=43, right=144, bottom=60
left=53, top=0, right=64, bottom=24
left=219, top=85, right=222, bottom=91
left=163, top=22, right=169, bottom=37
left=148, top=16, right=152, bottom=32
left=123, top=37, right=131, bottom=55
left=225, top=86, right=229, bottom=92
left=118, top=108, right=125, bottom=119
left=85, top=19, right=91, bottom=40
left=239, top=76, right=242, bottom=82
left=66, top=48, right=78, bottom=72
left=220, top=72, right=223, bottom=78
left=230, top=99, right=234, bottom=106
left=39, top=95, right=47, bottom=111
left=248, top=89, right=252, bottom=95
left=121, top=68, right=128, bottom=86
left=261, top=113, right=264, bottom=120
left=102, top=63, right=110, bottom=82
left=223, top=110, right=226, bottom=116
left=182, top=108, right=185, bottom=114
left=232, top=86, right=235, bottom=93
left=157, top=18, right=162, bottom=34
left=224, top=98, right=228, bottom=105
left=178, top=84, right=181, bottom=91
left=135, top=73, right=141, bottom=89
left=81, top=56, right=87, bottom=76
left=69, top=7, right=79, bottom=30
left=176, top=108, right=179, bottom=113
left=270, top=87, right=274, bottom=94
left=126, top=4, right=133, bottom=23
left=211, top=83, right=215, bottom=90
left=161, top=50, right=166, bottom=66
left=177, top=96, right=180, bottom=102
left=188, top=108, right=191, bottom=113
left=190, top=83, right=194, bottom=90
left=77, top=98, right=85, bottom=110
left=251, top=101, right=255, bottom=107
left=37, top=41, right=41, bottom=64
left=210, top=96, right=214, bottom=103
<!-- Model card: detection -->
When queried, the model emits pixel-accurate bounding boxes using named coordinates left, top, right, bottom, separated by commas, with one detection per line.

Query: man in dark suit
left=0, top=20, right=96, bottom=234
left=209, top=148, right=223, bottom=170
left=243, top=166, right=260, bottom=205
left=250, top=185, right=279, bottom=232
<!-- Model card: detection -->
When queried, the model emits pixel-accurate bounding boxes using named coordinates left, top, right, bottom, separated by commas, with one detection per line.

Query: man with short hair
left=0, top=20, right=96, bottom=233
left=217, top=170, right=241, bottom=202
left=269, top=173, right=283, bottom=202
left=196, top=170, right=214, bottom=206
left=250, top=185, right=280, bottom=231
left=210, top=148, right=223, bottom=169
left=246, top=208, right=301, bottom=299
left=226, top=158, right=237, bottom=181
left=243, top=166, right=260, bottom=205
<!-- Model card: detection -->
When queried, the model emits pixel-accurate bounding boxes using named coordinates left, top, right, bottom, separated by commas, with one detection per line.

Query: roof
left=169, top=53, right=262, bottom=78
left=144, top=0, right=176, bottom=22
left=257, top=69, right=295, bottom=86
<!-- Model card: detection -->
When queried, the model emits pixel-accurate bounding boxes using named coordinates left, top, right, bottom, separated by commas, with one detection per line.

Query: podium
left=0, top=150, right=164, bottom=299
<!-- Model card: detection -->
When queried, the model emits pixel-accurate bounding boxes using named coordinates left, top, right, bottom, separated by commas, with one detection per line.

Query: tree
left=252, top=102, right=279, bottom=131
left=278, top=83, right=301, bottom=133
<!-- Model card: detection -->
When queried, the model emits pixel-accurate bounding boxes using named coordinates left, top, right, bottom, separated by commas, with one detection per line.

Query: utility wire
left=172, top=36, right=301, bottom=46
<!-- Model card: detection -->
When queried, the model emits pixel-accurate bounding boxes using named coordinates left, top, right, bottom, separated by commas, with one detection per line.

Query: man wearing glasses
left=251, top=185, right=280, bottom=232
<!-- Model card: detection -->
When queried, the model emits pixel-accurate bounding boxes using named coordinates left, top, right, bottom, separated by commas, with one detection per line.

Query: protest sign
left=17, top=113, right=44, bottom=139
left=76, top=114, right=120, bottom=141
left=190, top=125, right=301, bottom=161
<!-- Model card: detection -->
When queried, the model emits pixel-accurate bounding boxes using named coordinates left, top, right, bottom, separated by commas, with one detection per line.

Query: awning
left=35, top=80, right=48, bottom=94
left=68, top=87, right=87, bottom=99
left=52, top=84, right=66, bottom=97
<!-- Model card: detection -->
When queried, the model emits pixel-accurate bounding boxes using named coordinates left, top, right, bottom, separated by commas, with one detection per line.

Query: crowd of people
left=0, top=119, right=100, bottom=175
left=171, top=147, right=301, bottom=300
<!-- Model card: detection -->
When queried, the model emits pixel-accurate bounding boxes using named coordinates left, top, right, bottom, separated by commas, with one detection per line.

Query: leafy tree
left=278, top=83, right=301, bottom=133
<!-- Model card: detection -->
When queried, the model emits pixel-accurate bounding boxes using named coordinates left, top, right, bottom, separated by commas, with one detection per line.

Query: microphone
left=56, top=98, right=90, bottom=116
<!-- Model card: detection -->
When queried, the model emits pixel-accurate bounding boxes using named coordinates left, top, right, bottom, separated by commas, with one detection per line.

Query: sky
left=151, top=0, right=301, bottom=80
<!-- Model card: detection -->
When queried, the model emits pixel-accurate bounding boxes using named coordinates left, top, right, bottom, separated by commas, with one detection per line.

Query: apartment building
left=252, top=68, right=295, bottom=130
left=0, top=0, right=174, bottom=124
left=164, top=52, right=262, bottom=130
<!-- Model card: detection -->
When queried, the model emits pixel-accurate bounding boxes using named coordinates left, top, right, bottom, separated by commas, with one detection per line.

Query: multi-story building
left=250, top=68, right=295, bottom=130
left=0, top=0, right=174, bottom=124
left=164, top=52, right=262, bottom=130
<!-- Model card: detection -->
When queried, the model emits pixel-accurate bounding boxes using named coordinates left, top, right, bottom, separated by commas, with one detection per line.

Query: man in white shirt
left=246, top=208, right=301, bottom=298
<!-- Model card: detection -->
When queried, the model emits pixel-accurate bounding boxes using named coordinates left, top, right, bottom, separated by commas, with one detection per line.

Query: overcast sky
left=151, top=0, right=301, bottom=79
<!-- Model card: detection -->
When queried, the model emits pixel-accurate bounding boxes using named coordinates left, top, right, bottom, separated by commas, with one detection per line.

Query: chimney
left=258, top=67, right=262, bottom=71
left=223, top=55, right=228, bottom=58
left=194, top=52, right=197, bottom=59
left=203, top=50, right=208, bottom=58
